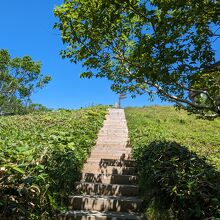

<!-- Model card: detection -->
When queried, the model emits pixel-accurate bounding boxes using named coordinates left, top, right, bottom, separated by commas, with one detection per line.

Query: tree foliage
left=54, top=0, right=220, bottom=118
left=0, top=49, right=51, bottom=115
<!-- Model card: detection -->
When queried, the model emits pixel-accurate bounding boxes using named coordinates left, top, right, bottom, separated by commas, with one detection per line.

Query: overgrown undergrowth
left=125, top=106, right=220, bottom=220
left=0, top=106, right=107, bottom=219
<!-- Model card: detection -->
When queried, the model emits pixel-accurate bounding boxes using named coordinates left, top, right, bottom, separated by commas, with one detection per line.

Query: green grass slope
left=0, top=106, right=107, bottom=219
left=125, top=106, right=220, bottom=220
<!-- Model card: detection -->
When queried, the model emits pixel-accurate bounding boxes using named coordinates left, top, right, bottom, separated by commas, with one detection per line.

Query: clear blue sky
left=0, top=1, right=219, bottom=109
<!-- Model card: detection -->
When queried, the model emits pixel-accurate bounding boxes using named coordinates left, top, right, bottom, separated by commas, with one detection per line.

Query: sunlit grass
left=125, top=106, right=220, bottom=170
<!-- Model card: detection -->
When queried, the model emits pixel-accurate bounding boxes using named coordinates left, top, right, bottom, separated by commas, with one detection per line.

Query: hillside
left=0, top=106, right=107, bottom=219
left=125, top=106, right=220, bottom=219
left=1, top=105, right=219, bottom=219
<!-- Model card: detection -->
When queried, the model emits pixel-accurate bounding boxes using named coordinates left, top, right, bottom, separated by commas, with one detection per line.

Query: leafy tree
left=0, top=49, right=51, bottom=115
left=54, top=0, right=220, bottom=118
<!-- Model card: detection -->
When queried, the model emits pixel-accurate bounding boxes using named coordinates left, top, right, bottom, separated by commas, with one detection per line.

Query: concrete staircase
left=59, top=108, right=144, bottom=220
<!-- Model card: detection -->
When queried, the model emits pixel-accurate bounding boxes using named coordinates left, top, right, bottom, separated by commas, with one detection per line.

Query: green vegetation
left=125, top=106, right=220, bottom=219
left=0, top=106, right=107, bottom=219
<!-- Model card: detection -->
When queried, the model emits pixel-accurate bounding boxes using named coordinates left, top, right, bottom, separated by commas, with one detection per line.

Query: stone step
left=95, top=143, right=127, bottom=148
left=99, top=131, right=128, bottom=136
left=104, top=119, right=127, bottom=122
left=75, top=182, right=139, bottom=196
left=106, top=112, right=125, bottom=115
left=69, top=195, right=143, bottom=212
left=99, top=127, right=128, bottom=131
left=107, top=110, right=125, bottom=113
left=89, top=155, right=130, bottom=160
left=102, top=126, right=128, bottom=129
left=89, top=153, right=131, bottom=159
left=92, top=145, right=131, bottom=149
left=81, top=173, right=138, bottom=185
left=58, top=210, right=144, bottom=220
left=96, top=141, right=127, bottom=147
left=96, top=141, right=129, bottom=146
left=96, top=137, right=128, bottom=142
left=99, top=132, right=128, bottom=135
left=107, top=112, right=125, bottom=115
left=97, top=133, right=128, bottom=137
left=104, top=118, right=126, bottom=121
left=97, top=134, right=128, bottom=139
left=86, top=159, right=136, bottom=167
left=100, top=127, right=128, bottom=131
left=107, top=111, right=125, bottom=114
left=89, top=152, right=131, bottom=157
left=103, top=124, right=127, bottom=128
left=104, top=119, right=127, bottom=123
left=89, top=155, right=131, bottom=161
left=91, top=146, right=131, bottom=150
left=83, top=165, right=136, bottom=175
left=107, top=111, right=125, bottom=113
left=105, top=115, right=125, bottom=121
left=95, top=143, right=128, bottom=148
left=90, top=148, right=131, bottom=154
left=89, top=151, right=130, bottom=156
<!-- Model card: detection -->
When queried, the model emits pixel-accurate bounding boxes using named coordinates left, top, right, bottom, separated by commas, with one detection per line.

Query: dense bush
left=0, top=106, right=107, bottom=219
left=137, top=141, right=220, bottom=219
left=125, top=106, right=220, bottom=219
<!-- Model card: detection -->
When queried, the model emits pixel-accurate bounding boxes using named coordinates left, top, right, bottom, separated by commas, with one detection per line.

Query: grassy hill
left=0, top=106, right=107, bottom=219
left=1, top=105, right=219, bottom=219
left=125, top=106, right=220, bottom=219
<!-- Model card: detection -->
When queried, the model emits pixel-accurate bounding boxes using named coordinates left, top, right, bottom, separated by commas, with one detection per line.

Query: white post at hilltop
left=119, top=93, right=126, bottom=108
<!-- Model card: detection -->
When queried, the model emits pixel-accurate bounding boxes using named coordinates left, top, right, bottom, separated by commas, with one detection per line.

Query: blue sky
left=0, top=1, right=219, bottom=109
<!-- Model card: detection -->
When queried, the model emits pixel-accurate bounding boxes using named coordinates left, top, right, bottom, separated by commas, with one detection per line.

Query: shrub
left=137, top=141, right=220, bottom=219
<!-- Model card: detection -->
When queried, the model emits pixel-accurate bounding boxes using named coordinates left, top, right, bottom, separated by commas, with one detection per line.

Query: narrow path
left=59, top=108, right=144, bottom=220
